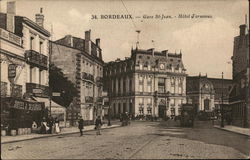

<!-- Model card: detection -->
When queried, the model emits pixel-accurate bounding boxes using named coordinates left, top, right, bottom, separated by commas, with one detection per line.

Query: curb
left=213, top=126, right=250, bottom=137
left=1, top=125, right=121, bottom=144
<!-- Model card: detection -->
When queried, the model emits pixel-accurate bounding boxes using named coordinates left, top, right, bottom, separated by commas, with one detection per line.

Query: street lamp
left=108, top=104, right=111, bottom=126
left=220, top=72, right=224, bottom=128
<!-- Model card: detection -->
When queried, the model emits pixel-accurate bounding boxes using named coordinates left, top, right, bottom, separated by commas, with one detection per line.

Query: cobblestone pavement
left=1, top=121, right=249, bottom=159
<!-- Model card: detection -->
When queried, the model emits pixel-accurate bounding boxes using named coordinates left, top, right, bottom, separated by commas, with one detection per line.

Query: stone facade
left=186, top=75, right=232, bottom=113
left=229, top=24, right=250, bottom=128
left=104, top=48, right=187, bottom=118
left=50, top=30, right=103, bottom=121
left=0, top=2, right=50, bottom=129
left=0, top=3, right=50, bottom=101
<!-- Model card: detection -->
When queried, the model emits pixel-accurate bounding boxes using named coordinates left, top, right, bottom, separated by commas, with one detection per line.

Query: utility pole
left=221, top=72, right=224, bottom=128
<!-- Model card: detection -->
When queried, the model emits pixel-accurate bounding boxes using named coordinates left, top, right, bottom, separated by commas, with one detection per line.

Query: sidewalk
left=1, top=123, right=120, bottom=144
left=214, top=125, right=250, bottom=137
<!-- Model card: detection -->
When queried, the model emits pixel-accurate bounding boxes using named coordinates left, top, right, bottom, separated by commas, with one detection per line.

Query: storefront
left=1, top=97, right=47, bottom=135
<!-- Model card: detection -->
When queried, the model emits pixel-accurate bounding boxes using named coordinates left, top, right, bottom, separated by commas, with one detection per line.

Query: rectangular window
left=30, top=37, right=34, bottom=50
left=30, top=67, right=32, bottom=83
left=147, top=98, right=152, bottom=105
left=171, top=108, right=175, bottom=116
left=39, top=41, right=44, bottom=54
left=39, top=69, right=42, bottom=85
left=147, top=107, right=152, bottom=114
left=139, top=98, right=143, bottom=105
left=139, top=84, right=143, bottom=92
left=147, top=85, right=152, bottom=92
left=123, top=79, right=126, bottom=93
left=129, top=79, right=132, bottom=92
left=139, top=107, right=144, bottom=114
left=139, top=64, right=143, bottom=70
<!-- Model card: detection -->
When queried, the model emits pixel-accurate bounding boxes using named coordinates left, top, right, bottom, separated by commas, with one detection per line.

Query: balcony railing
left=25, top=50, right=48, bottom=69
left=85, top=96, right=94, bottom=103
left=82, top=72, right=94, bottom=82
left=97, top=97, right=103, bottom=103
left=0, top=28, right=21, bottom=46
left=26, top=83, right=49, bottom=98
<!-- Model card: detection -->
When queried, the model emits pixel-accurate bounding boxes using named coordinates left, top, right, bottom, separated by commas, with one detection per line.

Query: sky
left=0, top=0, right=249, bottom=79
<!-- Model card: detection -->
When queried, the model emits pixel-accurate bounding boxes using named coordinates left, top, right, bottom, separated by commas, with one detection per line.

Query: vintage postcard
left=0, top=0, right=249, bottom=159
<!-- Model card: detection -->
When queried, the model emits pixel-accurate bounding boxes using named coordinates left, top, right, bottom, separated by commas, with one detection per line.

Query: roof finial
left=40, top=8, right=43, bottom=14
left=136, top=30, right=141, bottom=49
left=199, top=72, right=201, bottom=77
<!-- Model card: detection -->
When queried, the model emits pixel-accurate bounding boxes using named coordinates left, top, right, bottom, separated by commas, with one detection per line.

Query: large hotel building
left=104, top=48, right=187, bottom=118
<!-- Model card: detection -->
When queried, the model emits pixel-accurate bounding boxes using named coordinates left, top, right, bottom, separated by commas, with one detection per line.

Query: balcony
left=82, top=72, right=94, bottom=82
left=0, top=28, right=22, bottom=46
left=26, top=83, right=49, bottom=98
left=157, top=91, right=170, bottom=97
left=85, top=96, right=94, bottom=103
left=97, top=97, right=103, bottom=103
left=25, top=50, right=48, bottom=69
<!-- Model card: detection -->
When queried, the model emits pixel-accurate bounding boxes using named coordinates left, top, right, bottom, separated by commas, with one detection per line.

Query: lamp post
left=108, top=104, right=111, bottom=126
left=220, top=72, right=224, bottom=128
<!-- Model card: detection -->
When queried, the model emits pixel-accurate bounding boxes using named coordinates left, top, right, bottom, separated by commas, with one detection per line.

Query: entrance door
left=158, top=105, right=165, bottom=118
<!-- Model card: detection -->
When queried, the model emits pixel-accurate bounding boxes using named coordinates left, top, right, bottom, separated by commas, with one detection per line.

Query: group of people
left=120, top=112, right=131, bottom=126
left=78, top=116, right=102, bottom=136
left=40, top=116, right=60, bottom=134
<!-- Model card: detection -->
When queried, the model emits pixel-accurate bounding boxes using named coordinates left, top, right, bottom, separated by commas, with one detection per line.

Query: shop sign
left=52, top=92, right=61, bottom=97
left=9, top=99, right=43, bottom=111
left=28, top=102, right=42, bottom=111
left=12, top=99, right=26, bottom=110
left=8, top=64, right=16, bottom=80
left=33, top=88, right=43, bottom=94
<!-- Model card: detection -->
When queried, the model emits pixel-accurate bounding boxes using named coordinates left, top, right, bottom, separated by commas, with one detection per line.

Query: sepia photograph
left=0, top=0, right=249, bottom=159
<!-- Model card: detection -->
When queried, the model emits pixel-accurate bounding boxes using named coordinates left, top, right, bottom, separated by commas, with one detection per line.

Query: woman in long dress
left=54, top=117, right=60, bottom=134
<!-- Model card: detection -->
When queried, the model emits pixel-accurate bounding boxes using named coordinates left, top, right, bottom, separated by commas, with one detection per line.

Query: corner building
left=229, top=24, right=250, bottom=128
left=51, top=30, right=104, bottom=122
left=0, top=2, right=50, bottom=131
left=104, top=48, right=187, bottom=118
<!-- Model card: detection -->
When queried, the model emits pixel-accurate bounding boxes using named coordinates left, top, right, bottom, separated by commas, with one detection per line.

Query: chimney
left=6, top=1, right=16, bottom=32
left=35, top=8, right=44, bottom=28
left=96, top=38, right=100, bottom=48
left=65, top=35, right=73, bottom=47
left=239, top=24, right=246, bottom=36
left=84, top=29, right=91, bottom=54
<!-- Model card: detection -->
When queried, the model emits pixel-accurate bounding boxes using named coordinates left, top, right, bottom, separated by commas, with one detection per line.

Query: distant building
left=0, top=2, right=51, bottom=130
left=186, top=75, right=232, bottom=113
left=229, top=24, right=250, bottom=128
left=104, top=48, right=187, bottom=118
left=50, top=30, right=104, bottom=123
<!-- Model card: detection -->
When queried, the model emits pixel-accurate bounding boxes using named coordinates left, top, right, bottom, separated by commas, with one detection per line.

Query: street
left=1, top=121, right=249, bottom=159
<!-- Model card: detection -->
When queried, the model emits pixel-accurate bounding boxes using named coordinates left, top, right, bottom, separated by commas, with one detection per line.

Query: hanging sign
left=8, top=64, right=16, bottom=80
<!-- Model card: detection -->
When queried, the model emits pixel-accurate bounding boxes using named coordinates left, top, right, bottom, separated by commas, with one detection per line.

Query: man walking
left=95, top=116, right=102, bottom=135
left=78, top=117, right=84, bottom=136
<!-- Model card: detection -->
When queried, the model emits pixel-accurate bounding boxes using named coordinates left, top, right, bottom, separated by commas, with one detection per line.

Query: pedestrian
left=54, top=117, right=60, bottom=134
left=95, top=116, right=102, bottom=135
left=47, top=116, right=54, bottom=134
left=41, top=117, right=49, bottom=134
left=78, top=117, right=84, bottom=136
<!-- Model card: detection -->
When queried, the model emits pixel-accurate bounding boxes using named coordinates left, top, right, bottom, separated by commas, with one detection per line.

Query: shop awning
left=33, top=97, right=66, bottom=114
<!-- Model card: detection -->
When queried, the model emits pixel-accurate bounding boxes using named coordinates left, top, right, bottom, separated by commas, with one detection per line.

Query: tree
left=49, top=64, right=78, bottom=108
